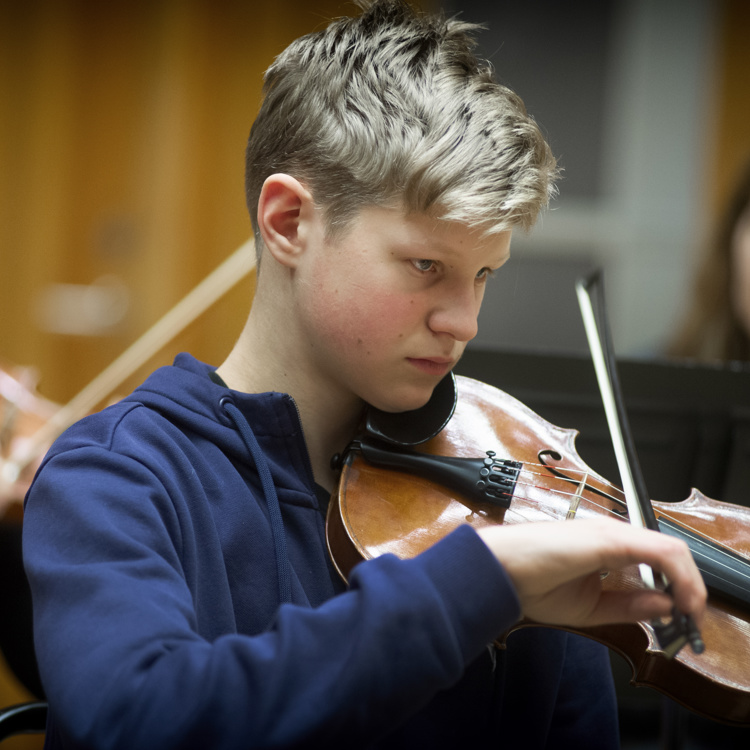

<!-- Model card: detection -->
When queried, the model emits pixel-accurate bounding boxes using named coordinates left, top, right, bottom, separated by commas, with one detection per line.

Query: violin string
left=475, top=465, right=627, bottom=521
left=504, top=478, right=750, bottom=591
left=520, top=462, right=626, bottom=505
left=512, top=470, right=627, bottom=521
left=505, top=473, right=750, bottom=593
left=523, top=461, right=625, bottom=504
left=515, top=462, right=720, bottom=548
left=508, top=464, right=750, bottom=570
left=487, top=458, right=627, bottom=507
left=676, top=534, right=750, bottom=582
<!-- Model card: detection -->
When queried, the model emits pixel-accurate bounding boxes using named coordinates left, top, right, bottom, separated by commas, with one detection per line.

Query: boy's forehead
left=344, top=205, right=511, bottom=259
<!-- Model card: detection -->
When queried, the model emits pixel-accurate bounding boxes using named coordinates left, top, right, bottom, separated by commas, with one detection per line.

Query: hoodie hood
left=126, top=353, right=314, bottom=493
left=32, top=353, right=328, bottom=612
left=128, top=353, right=318, bottom=605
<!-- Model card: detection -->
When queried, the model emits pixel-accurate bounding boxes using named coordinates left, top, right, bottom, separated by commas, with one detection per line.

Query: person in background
left=669, top=159, right=750, bottom=362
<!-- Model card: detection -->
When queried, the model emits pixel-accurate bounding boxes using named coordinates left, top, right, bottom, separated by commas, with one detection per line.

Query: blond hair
left=245, top=0, right=557, bottom=259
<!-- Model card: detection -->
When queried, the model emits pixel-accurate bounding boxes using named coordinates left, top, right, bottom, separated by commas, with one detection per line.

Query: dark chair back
left=0, top=701, right=47, bottom=742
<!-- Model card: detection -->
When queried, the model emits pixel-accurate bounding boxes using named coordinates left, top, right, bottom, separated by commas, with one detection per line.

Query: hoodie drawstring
left=220, top=397, right=293, bottom=604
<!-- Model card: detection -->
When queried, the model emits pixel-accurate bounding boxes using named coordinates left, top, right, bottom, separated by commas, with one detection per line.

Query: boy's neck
left=216, top=303, right=362, bottom=492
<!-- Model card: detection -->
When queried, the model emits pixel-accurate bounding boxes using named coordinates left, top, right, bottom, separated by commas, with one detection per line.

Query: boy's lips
left=406, top=357, right=456, bottom=376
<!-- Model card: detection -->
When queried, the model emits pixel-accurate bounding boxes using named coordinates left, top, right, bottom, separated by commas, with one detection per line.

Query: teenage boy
left=23, top=2, right=705, bottom=748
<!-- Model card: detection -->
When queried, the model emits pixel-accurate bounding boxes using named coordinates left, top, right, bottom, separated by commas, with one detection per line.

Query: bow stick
left=575, top=270, right=704, bottom=658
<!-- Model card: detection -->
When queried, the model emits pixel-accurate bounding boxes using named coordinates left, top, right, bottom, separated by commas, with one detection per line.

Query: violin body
left=327, top=375, right=750, bottom=726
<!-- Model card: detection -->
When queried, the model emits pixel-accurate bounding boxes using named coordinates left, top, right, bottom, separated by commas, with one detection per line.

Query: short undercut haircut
left=245, top=0, right=558, bottom=259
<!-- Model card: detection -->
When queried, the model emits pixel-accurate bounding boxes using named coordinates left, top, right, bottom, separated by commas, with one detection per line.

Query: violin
left=327, top=272, right=750, bottom=729
left=326, top=372, right=750, bottom=727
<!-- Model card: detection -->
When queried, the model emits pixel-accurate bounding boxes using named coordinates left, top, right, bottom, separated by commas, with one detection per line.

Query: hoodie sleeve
left=23, top=443, right=521, bottom=750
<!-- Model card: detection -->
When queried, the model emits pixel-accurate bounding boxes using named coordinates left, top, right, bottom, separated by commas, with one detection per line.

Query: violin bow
left=575, top=270, right=704, bottom=658
left=0, top=238, right=257, bottom=488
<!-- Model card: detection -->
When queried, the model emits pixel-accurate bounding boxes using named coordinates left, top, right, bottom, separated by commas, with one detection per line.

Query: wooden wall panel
left=708, top=0, right=750, bottom=218
left=0, top=0, right=346, bottom=727
left=0, top=0, right=345, bottom=407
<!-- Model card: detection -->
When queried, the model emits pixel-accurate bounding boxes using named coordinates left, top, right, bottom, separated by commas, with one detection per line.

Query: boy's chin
left=369, top=388, right=433, bottom=415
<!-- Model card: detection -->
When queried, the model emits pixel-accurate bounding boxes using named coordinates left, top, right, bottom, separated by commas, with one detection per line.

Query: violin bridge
left=566, top=471, right=588, bottom=520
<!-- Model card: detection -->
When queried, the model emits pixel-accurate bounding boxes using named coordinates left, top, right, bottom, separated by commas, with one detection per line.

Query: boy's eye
left=476, top=267, right=496, bottom=281
left=412, top=259, right=437, bottom=272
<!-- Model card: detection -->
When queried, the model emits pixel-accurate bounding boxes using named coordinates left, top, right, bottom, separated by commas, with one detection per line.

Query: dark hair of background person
left=668, top=160, right=750, bottom=362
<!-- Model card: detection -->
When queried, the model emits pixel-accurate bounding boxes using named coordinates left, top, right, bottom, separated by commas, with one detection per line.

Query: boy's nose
left=427, top=286, right=481, bottom=343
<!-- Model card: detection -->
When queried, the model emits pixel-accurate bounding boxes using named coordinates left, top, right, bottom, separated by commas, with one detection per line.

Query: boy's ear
left=257, top=174, right=314, bottom=268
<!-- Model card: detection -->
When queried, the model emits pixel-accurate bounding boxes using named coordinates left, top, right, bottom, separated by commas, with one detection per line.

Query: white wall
left=445, top=0, right=720, bottom=356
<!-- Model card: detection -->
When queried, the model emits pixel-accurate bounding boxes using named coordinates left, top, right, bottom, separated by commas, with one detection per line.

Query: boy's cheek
left=330, top=291, right=416, bottom=335
left=351, top=296, right=418, bottom=344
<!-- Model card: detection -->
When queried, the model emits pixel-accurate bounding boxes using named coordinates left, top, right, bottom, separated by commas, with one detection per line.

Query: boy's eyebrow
left=429, top=238, right=512, bottom=267
left=397, top=238, right=511, bottom=268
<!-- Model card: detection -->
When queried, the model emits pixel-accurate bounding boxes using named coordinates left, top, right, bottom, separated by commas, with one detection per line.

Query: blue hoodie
left=23, top=353, right=618, bottom=749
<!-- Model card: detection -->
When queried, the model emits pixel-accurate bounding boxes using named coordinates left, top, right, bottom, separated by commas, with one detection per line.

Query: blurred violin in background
left=0, top=241, right=256, bottom=520
left=0, top=362, right=57, bottom=521
left=0, top=241, right=256, bottom=703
